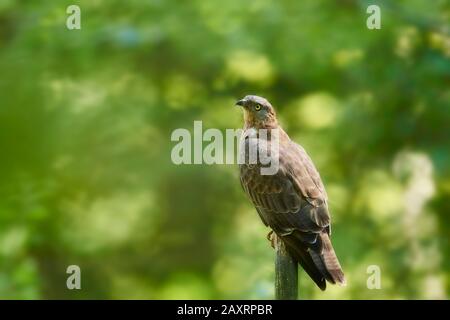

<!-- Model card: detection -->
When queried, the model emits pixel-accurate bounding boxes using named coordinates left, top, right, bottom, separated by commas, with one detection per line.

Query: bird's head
left=235, top=95, right=278, bottom=129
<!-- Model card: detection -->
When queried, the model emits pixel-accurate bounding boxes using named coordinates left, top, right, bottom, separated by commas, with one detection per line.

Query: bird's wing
left=288, top=142, right=327, bottom=200
left=239, top=141, right=329, bottom=237
left=283, top=142, right=330, bottom=230
left=239, top=139, right=345, bottom=289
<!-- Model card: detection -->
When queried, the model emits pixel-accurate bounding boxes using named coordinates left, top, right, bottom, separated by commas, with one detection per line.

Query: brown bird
left=236, top=95, right=345, bottom=290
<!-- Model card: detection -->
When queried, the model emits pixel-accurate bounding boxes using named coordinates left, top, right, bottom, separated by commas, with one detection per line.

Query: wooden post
left=275, top=236, right=298, bottom=300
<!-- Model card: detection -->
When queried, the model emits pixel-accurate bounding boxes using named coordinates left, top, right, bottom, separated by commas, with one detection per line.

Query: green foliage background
left=0, top=0, right=449, bottom=299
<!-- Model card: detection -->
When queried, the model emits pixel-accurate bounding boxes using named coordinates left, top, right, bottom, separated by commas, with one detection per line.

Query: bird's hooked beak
left=235, top=98, right=246, bottom=107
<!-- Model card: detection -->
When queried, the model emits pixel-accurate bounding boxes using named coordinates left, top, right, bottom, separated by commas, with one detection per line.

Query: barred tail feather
left=282, top=235, right=327, bottom=291
left=280, top=231, right=346, bottom=290
left=319, top=232, right=346, bottom=286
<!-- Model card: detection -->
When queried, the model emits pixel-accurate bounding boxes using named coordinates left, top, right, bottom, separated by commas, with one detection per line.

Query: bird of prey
left=236, top=95, right=345, bottom=290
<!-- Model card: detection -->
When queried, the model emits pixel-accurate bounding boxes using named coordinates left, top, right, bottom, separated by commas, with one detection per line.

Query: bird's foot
left=267, top=230, right=277, bottom=249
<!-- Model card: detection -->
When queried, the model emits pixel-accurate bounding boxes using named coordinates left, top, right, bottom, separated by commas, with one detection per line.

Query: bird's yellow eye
left=254, top=104, right=262, bottom=111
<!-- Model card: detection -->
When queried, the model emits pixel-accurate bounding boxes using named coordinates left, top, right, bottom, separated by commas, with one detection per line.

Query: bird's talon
left=267, top=230, right=277, bottom=249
